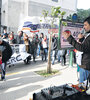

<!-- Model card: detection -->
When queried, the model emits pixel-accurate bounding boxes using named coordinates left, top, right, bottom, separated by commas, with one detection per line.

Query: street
left=0, top=57, right=78, bottom=100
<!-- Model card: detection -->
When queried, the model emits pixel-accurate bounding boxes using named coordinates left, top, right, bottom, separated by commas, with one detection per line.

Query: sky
left=77, top=0, right=90, bottom=10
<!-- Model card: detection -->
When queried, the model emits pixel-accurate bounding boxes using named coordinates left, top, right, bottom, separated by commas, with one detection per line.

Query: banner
left=60, top=21, right=83, bottom=48
left=7, top=44, right=31, bottom=65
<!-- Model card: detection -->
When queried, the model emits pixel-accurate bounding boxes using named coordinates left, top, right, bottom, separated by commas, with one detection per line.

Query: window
left=52, top=0, right=58, bottom=2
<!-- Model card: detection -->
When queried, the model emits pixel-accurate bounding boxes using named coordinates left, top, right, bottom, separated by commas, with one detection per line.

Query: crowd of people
left=0, top=29, right=68, bottom=81
left=0, top=29, right=68, bottom=64
left=1, top=16, right=90, bottom=89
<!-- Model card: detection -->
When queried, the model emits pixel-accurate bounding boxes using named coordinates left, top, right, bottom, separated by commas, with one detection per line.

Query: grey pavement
left=0, top=56, right=78, bottom=100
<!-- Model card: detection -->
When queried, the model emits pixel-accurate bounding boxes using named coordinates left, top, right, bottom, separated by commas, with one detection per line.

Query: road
left=0, top=57, right=78, bottom=100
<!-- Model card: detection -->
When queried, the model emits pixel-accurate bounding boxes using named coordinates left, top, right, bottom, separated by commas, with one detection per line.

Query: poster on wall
left=60, top=21, right=84, bottom=49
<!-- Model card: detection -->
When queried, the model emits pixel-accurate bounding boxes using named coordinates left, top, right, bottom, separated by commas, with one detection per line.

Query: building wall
left=28, top=0, right=77, bottom=18
left=1, top=0, right=77, bottom=34
left=8, top=0, right=24, bottom=32
left=1, top=0, right=28, bottom=33
left=29, top=0, right=77, bottom=11
left=1, top=0, right=8, bottom=33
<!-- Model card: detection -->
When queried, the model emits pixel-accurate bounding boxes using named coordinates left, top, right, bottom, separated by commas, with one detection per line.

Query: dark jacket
left=15, top=35, right=24, bottom=44
left=67, top=34, right=90, bottom=71
left=1, top=41, right=12, bottom=63
left=9, top=38, right=16, bottom=44
left=39, top=37, right=43, bottom=50
left=52, top=37, right=57, bottom=50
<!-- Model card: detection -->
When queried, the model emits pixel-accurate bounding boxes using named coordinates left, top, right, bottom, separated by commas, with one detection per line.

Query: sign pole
left=69, top=50, right=73, bottom=67
left=69, top=14, right=77, bottom=67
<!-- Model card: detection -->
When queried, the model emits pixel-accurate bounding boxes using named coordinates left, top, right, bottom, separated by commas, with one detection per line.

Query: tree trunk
left=47, top=34, right=52, bottom=73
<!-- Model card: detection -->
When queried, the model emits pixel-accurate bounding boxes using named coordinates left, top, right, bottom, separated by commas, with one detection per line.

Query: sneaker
left=86, top=87, right=90, bottom=95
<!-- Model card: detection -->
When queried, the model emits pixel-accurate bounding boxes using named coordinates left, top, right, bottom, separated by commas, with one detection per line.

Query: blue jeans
left=37, top=45, right=40, bottom=56
left=52, top=50, right=56, bottom=64
left=79, top=67, right=90, bottom=83
left=43, top=48, right=48, bottom=61
left=1, top=63, right=6, bottom=79
left=57, top=50, right=61, bottom=62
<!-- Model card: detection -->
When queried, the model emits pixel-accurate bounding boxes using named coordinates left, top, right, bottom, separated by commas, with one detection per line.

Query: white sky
left=77, top=0, right=90, bottom=9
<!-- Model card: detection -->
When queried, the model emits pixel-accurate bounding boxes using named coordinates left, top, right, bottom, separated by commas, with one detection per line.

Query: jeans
left=79, top=68, right=90, bottom=83
left=60, top=55, right=66, bottom=66
left=1, top=63, right=6, bottom=79
left=37, top=45, right=40, bottom=56
left=42, top=48, right=48, bottom=61
left=52, top=50, right=56, bottom=64
left=57, top=50, right=61, bottom=62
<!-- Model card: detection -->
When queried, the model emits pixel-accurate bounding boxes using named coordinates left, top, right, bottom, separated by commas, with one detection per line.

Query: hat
left=0, top=37, right=3, bottom=42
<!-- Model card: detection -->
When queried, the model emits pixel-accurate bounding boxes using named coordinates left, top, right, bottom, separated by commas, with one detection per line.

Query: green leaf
left=61, top=11, right=66, bottom=16
left=62, top=21, right=67, bottom=26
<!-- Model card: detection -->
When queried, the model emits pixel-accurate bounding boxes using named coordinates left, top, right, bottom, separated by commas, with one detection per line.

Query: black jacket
left=52, top=37, right=57, bottom=50
left=67, top=34, right=90, bottom=71
left=1, top=41, right=12, bottom=63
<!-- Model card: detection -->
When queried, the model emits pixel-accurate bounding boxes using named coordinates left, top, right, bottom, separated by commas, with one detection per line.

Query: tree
left=67, top=8, right=90, bottom=23
left=41, top=6, right=66, bottom=73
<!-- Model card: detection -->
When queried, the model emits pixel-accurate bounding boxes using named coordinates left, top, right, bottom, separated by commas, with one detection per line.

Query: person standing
left=8, top=31, right=16, bottom=44
left=16, top=31, right=24, bottom=44
left=75, top=33, right=89, bottom=83
left=59, top=49, right=67, bottom=66
left=30, top=34, right=37, bottom=62
left=2, top=29, right=8, bottom=42
left=42, top=35, right=48, bottom=61
left=0, top=37, right=12, bottom=81
left=63, top=16, right=90, bottom=71
left=51, top=34, right=57, bottom=65
left=39, top=33, right=44, bottom=61
left=63, top=16, right=90, bottom=94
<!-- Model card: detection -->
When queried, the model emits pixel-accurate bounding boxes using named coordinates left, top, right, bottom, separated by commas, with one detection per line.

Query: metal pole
left=58, top=19, right=61, bottom=50
left=69, top=50, right=73, bottom=67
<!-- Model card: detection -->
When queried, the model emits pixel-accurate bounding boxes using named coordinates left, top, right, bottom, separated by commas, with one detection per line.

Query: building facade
left=1, top=0, right=77, bottom=34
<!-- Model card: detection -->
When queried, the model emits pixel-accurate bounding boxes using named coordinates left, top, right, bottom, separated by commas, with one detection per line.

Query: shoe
left=64, top=64, right=66, bottom=66
left=0, top=77, right=6, bottom=81
left=86, top=87, right=90, bottom=95
left=33, top=60, right=36, bottom=63
left=42, top=58, right=43, bottom=61
left=52, top=62, right=54, bottom=65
